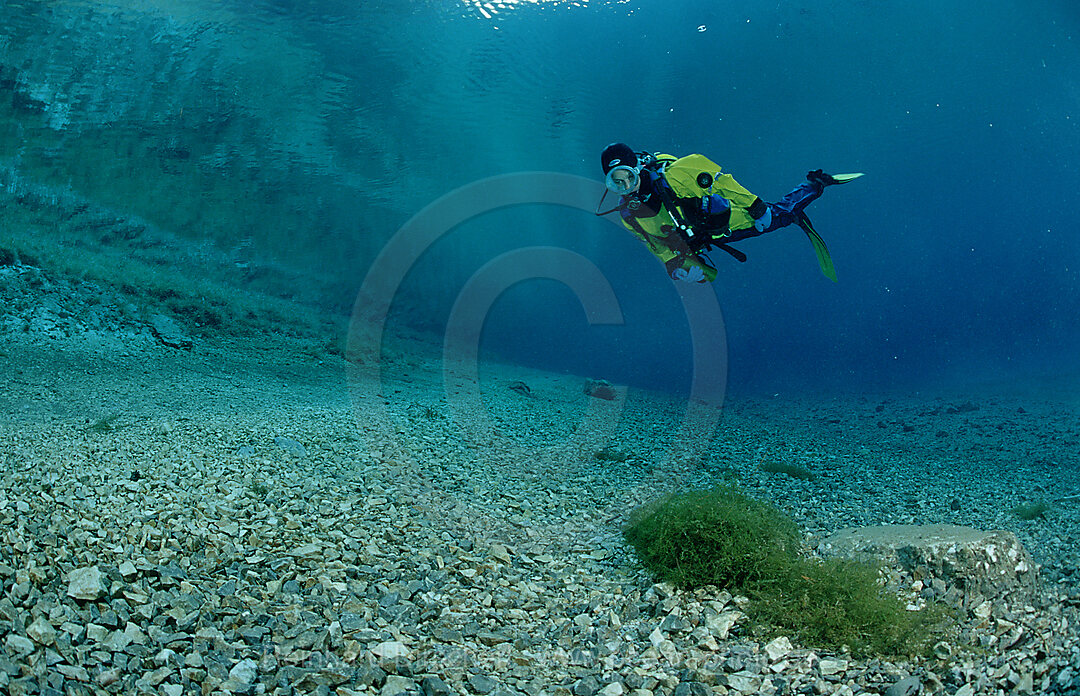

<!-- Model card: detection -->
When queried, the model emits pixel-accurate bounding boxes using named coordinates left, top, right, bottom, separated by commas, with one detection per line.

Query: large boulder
left=149, top=314, right=193, bottom=350
left=584, top=378, right=619, bottom=401
left=818, top=524, right=1037, bottom=600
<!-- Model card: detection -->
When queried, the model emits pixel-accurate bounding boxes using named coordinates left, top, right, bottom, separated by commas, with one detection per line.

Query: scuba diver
left=595, top=142, right=863, bottom=282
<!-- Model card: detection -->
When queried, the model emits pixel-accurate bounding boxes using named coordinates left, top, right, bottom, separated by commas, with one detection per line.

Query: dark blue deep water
left=3, top=0, right=1078, bottom=398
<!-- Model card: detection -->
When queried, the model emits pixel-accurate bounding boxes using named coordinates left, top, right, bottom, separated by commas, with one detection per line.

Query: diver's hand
left=753, top=206, right=773, bottom=232
left=671, top=266, right=706, bottom=283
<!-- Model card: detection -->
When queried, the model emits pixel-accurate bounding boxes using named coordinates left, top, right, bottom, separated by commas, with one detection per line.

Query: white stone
left=118, top=560, right=138, bottom=580
left=657, top=639, right=677, bottom=663
left=123, top=622, right=147, bottom=645
left=726, top=673, right=760, bottom=692
left=228, top=658, right=258, bottom=685
left=382, top=676, right=417, bottom=696
left=764, top=636, right=792, bottom=662
left=4, top=634, right=35, bottom=657
left=289, top=543, right=321, bottom=557
left=56, top=664, right=90, bottom=682
left=953, top=685, right=975, bottom=696
left=705, top=610, right=743, bottom=639
left=973, top=600, right=993, bottom=620
left=648, top=626, right=665, bottom=648
left=371, top=640, right=410, bottom=659
left=66, top=566, right=104, bottom=600
left=819, top=658, right=848, bottom=676
left=599, top=683, right=625, bottom=696
left=102, top=628, right=133, bottom=651
left=26, top=617, right=57, bottom=645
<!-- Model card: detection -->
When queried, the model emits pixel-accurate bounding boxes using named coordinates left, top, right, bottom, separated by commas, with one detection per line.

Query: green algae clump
left=624, top=486, right=799, bottom=591
left=623, top=486, right=946, bottom=657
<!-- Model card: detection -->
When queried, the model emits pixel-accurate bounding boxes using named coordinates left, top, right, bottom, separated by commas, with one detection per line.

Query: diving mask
left=605, top=165, right=641, bottom=195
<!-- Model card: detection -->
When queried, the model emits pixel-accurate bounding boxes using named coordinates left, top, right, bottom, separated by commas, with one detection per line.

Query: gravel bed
left=3, top=272, right=1080, bottom=695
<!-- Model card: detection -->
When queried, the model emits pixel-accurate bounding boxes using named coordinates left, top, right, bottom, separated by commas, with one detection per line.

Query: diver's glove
left=752, top=206, right=773, bottom=232
left=806, top=169, right=840, bottom=187
left=671, top=265, right=706, bottom=283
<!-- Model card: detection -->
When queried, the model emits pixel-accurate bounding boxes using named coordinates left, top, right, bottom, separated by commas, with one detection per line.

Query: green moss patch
left=624, top=486, right=947, bottom=657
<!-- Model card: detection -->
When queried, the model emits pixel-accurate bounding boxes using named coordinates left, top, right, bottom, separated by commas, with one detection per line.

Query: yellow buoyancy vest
left=660, top=153, right=759, bottom=232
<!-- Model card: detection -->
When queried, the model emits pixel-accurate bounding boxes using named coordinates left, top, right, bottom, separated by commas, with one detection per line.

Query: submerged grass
left=0, top=218, right=334, bottom=340
left=624, top=486, right=948, bottom=658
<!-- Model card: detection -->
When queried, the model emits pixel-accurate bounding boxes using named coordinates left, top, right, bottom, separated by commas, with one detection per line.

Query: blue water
left=3, top=0, right=1079, bottom=397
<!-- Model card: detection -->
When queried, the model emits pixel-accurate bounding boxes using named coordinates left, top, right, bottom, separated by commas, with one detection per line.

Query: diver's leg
left=770, top=181, right=825, bottom=222
left=721, top=181, right=823, bottom=242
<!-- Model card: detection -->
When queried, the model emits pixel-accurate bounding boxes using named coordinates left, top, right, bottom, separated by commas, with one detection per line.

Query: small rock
left=724, top=673, right=760, bottom=692
left=382, top=675, right=419, bottom=696
left=339, top=613, right=367, bottom=633
left=274, top=437, right=307, bottom=457
left=154, top=648, right=177, bottom=666
left=884, top=675, right=922, bottom=696
left=101, top=628, right=132, bottom=652
left=149, top=314, right=193, bottom=349
left=66, top=566, right=104, bottom=600
left=55, top=664, right=90, bottom=682
left=819, top=658, right=848, bottom=676
left=422, top=676, right=452, bottom=696
left=476, top=631, right=510, bottom=646
left=26, top=617, right=57, bottom=646
left=118, top=560, right=138, bottom=581
left=673, top=684, right=709, bottom=696
left=764, top=636, right=792, bottom=662
left=4, top=634, right=34, bottom=658
left=468, top=674, right=499, bottom=695
left=225, top=658, right=258, bottom=691
left=599, top=683, right=625, bottom=696
left=372, top=640, right=410, bottom=660
left=705, top=610, right=742, bottom=639
left=657, top=639, right=677, bottom=663
left=573, top=676, right=602, bottom=696
left=96, top=668, right=122, bottom=686
left=288, top=543, right=321, bottom=557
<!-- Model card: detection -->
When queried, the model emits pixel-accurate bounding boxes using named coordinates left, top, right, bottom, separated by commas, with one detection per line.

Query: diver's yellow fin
left=830, top=172, right=864, bottom=184
left=796, top=214, right=838, bottom=282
